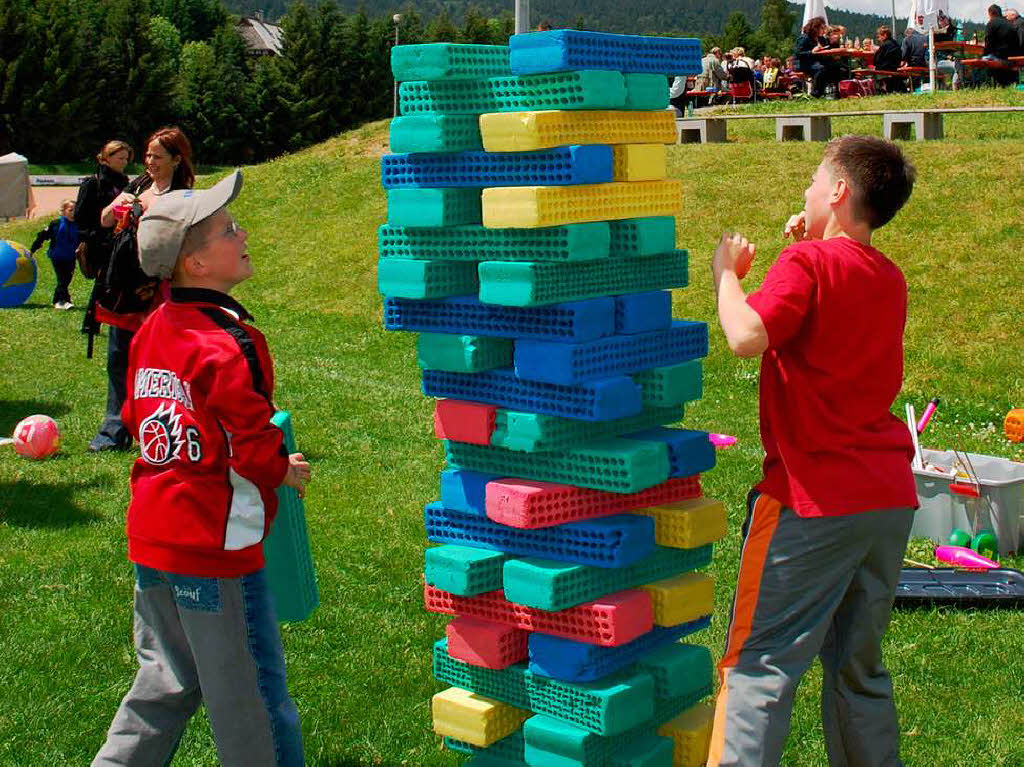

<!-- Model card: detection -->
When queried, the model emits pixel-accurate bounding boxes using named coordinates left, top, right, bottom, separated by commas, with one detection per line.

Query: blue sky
left=801, top=1, right=997, bottom=22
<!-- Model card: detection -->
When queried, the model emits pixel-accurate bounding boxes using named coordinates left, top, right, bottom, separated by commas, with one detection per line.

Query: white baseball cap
left=138, top=169, right=243, bottom=279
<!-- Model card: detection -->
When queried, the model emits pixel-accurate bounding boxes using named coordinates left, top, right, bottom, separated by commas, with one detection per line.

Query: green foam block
left=379, top=222, right=611, bottom=262
left=265, top=411, right=319, bottom=622
left=377, top=258, right=479, bottom=299
left=389, top=114, right=484, bottom=153
left=425, top=545, right=506, bottom=595
left=490, top=405, right=683, bottom=453
left=624, top=73, right=671, bottom=110
left=478, top=251, right=688, bottom=307
left=387, top=188, right=481, bottom=228
left=391, top=43, right=511, bottom=81
left=418, top=333, right=514, bottom=373
left=609, top=218, right=677, bottom=258
left=635, top=643, right=713, bottom=701
left=634, top=360, right=703, bottom=408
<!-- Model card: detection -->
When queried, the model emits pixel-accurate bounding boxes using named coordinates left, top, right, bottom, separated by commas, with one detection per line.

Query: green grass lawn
left=2, top=97, right=1023, bottom=766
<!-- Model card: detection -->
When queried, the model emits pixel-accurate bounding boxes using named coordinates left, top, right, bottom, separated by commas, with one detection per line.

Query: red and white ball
left=12, top=414, right=61, bottom=459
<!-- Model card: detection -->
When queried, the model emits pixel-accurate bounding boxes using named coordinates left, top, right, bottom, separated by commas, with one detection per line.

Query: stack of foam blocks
left=381, top=30, right=723, bottom=767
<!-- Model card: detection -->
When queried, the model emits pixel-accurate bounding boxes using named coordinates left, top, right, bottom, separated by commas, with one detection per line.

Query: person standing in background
left=29, top=198, right=80, bottom=309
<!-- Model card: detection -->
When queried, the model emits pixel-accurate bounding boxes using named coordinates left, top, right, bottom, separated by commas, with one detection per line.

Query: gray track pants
left=92, top=565, right=304, bottom=766
left=708, top=491, right=914, bottom=767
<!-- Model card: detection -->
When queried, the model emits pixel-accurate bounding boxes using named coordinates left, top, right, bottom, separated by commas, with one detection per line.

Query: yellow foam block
left=482, top=181, right=682, bottom=229
left=431, top=687, right=530, bottom=747
left=479, top=109, right=678, bottom=152
left=640, top=572, right=714, bottom=627
left=635, top=497, right=728, bottom=549
left=612, top=144, right=666, bottom=182
left=658, top=702, right=714, bottom=767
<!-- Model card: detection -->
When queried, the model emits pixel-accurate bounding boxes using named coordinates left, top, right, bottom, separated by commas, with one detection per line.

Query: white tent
left=908, top=0, right=949, bottom=31
left=0, top=153, right=35, bottom=219
left=802, top=0, right=829, bottom=28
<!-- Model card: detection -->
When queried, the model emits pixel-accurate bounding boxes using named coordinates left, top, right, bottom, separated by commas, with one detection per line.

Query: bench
left=675, top=106, right=1024, bottom=144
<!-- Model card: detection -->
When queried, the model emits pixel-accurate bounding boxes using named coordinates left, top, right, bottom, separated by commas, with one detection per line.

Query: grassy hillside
left=1, top=93, right=1023, bottom=765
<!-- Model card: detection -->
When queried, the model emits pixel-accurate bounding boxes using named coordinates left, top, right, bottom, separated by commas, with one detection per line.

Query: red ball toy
left=12, top=414, right=61, bottom=459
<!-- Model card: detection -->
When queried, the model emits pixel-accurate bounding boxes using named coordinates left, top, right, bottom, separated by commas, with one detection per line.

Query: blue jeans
left=93, top=566, right=304, bottom=766
left=90, top=326, right=134, bottom=450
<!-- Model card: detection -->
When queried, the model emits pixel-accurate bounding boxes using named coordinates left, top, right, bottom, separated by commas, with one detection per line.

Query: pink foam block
left=445, top=617, right=529, bottom=669
left=485, top=476, right=702, bottom=529
left=434, top=399, right=497, bottom=445
left=425, top=584, right=652, bottom=647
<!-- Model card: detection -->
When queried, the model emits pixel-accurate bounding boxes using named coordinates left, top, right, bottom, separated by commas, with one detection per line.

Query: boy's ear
left=829, top=176, right=850, bottom=205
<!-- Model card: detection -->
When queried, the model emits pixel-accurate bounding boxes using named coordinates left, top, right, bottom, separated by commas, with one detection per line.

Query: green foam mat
left=478, top=251, right=688, bottom=307
left=377, top=258, right=479, bottom=299
left=391, top=43, right=511, bottom=81
left=418, top=333, right=514, bottom=373
left=398, top=70, right=627, bottom=115
left=445, top=437, right=670, bottom=494
left=389, top=114, right=484, bottom=153
left=609, top=218, right=676, bottom=258
left=379, top=223, right=611, bottom=262
left=425, top=544, right=506, bottom=595
left=387, top=187, right=481, bottom=227
left=265, top=411, right=319, bottom=622
left=490, top=405, right=683, bottom=453
left=634, top=360, right=703, bottom=408
left=624, top=73, right=671, bottom=110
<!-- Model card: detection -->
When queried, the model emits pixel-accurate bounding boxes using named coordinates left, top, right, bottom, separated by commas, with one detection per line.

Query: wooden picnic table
left=934, top=40, right=985, bottom=55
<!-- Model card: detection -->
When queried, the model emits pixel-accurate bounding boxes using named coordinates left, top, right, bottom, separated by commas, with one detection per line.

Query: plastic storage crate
left=911, top=448, right=1024, bottom=555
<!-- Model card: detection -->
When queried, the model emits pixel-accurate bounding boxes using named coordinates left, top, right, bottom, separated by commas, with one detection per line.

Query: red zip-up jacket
left=121, top=287, right=289, bottom=577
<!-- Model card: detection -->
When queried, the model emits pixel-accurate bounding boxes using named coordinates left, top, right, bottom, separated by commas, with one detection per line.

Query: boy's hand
left=783, top=211, right=810, bottom=241
left=713, top=232, right=757, bottom=280
left=282, top=452, right=311, bottom=499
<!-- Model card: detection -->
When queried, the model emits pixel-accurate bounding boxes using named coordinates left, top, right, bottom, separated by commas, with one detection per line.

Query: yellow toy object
left=483, top=180, right=682, bottom=228
left=612, top=144, right=667, bottom=182
left=639, top=573, right=714, bottom=627
left=1005, top=409, right=1024, bottom=443
left=431, top=687, right=530, bottom=747
left=633, top=497, right=728, bottom=550
left=658, top=701, right=715, bottom=767
left=479, top=109, right=677, bottom=152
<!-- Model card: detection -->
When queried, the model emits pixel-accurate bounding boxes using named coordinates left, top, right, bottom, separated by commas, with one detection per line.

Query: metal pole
left=928, top=27, right=936, bottom=92
left=892, top=0, right=898, bottom=33
left=515, top=0, right=529, bottom=34
left=392, top=14, right=402, bottom=118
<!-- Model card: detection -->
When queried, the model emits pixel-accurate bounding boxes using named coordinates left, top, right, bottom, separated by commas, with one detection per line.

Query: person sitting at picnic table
left=762, top=58, right=782, bottom=91
left=812, top=26, right=849, bottom=97
left=982, top=4, right=1022, bottom=84
left=795, top=16, right=829, bottom=97
left=933, top=9, right=958, bottom=42
left=695, top=46, right=729, bottom=93
left=872, top=25, right=906, bottom=93
left=902, top=26, right=928, bottom=67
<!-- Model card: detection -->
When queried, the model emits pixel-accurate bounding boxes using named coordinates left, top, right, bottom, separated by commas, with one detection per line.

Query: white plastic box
left=911, top=448, right=1024, bottom=555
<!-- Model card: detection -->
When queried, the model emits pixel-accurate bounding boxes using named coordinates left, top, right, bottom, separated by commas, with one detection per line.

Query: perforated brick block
left=657, top=703, right=714, bottom=767
left=611, top=144, right=666, bottom=182
left=621, top=427, right=715, bottom=479
left=482, top=180, right=682, bottom=229
left=432, top=686, right=530, bottom=747
left=435, top=399, right=498, bottom=445
left=445, top=730, right=526, bottom=763
left=615, top=292, right=672, bottom=334
left=609, top=218, right=676, bottom=258
left=387, top=187, right=481, bottom=227
left=419, top=333, right=514, bottom=373
left=389, top=114, right=484, bottom=154
left=485, top=476, right=701, bottom=529
left=425, top=586, right=653, bottom=646
left=514, top=321, right=707, bottom=383
left=634, top=644, right=713, bottom=701
left=447, top=617, right=529, bottom=669
left=379, top=222, right=611, bottom=263
left=508, top=31, right=702, bottom=76
left=490, top=405, right=682, bottom=453
left=479, top=109, right=677, bottom=153
left=634, top=361, right=703, bottom=408
left=423, top=369, right=644, bottom=422
left=399, top=70, right=627, bottom=116
left=609, top=733, right=675, bottom=766
left=624, top=73, right=671, bottom=109
left=639, top=574, right=714, bottom=627
left=440, top=468, right=501, bottom=516
left=629, top=497, right=727, bottom=550
left=378, top=257, right=479, bottom=300
left=391, top=43, right=511, bottom=82
left=385, top=295, right=616, bottom=342
left=426, top=545, right=506, bottom=595
left=426, top=503, right=656, bottom=568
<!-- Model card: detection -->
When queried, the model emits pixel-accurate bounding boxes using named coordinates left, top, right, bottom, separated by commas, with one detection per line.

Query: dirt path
left=30, top=186, right=79, bottom=219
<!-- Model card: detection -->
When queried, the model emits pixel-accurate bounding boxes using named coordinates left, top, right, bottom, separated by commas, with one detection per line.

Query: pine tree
left=460, top=6, right=492, bottom=44
left=756, top=0, right=796, bottom=58
left=427, top=9, right=457, bottom=42
left=152, top=0, right=227, bottom=43
left=279, top=0, right=324, bottom=146
left=721, top=11, right=755, bottom=54
left=248, top=55, right=296, bottom=159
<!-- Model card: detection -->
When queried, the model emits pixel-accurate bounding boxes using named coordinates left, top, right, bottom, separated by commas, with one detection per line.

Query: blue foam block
left=423, top=369, right=644, bottom=422
left=384, top=296, right=616, bottom=342
left=614, top=292, right=672, bottom=334
left=426, top=503, right=655, bottom=568
left=381, top=145, right=613, bottom=189
left=528, top=618, right=711, bottom=682
left=623, top=427, right=716, bottom=478
left=509, top=30, right=702, bottom=76
left=514, top=321, right=709, bottom=385
left=439, top=468, right=499, bottom=516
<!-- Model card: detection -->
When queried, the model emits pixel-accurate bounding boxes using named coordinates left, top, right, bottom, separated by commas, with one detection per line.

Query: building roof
left=238, top=16, right=283, bottom=56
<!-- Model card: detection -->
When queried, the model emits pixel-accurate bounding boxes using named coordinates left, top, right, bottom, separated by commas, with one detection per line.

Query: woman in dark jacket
left=75, top=141, right=132, bottom=282
left=795, top=16, right=829, bottom=96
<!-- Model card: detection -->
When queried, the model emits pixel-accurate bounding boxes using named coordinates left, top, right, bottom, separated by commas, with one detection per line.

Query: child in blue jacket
left=30, top=199, right=80, bottom=309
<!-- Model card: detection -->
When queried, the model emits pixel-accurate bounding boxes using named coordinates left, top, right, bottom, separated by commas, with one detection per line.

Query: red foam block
left=485, top=475, right=702, bottom=529
left=434, top=399, right=497, bottom=445
left=445, top=617, right=528, bottom=669
left=425, top=584, right=652, bottom=647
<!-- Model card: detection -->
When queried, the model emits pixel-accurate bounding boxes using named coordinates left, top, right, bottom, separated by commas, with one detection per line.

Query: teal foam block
left=391, top=42, right=511, bottom=81
left=448, top=729, right=528, bottom=765
left=379, top=222, right=611, bottom=263
left=265, top=411, right=318, bottom=622
left=418, top=333, right=514, bottom=373
left=433, top=639, right=658, bottom=736
left=624, top=74, right=670, bottom=110
left=387, top=187, right=481, bottom=227
left=609, top=218, right=676, bottom=258
left=478, top=251, right=688, bottom=307
left=635, top=643, right=713, bottom=701
left=502, top=545, right=713, bottom=611
left=425, top=544, right=506, bottom=595
left=634, top=360, right=703, bottom=408
left=377, top=258, right=479, bottom=299
left=389, top=114, right=483, bottom=153
left=445, top=438, right=670, bottom=494
left=399, top=70, right=627, bottom=116
left=609, top=734, right=674, bottom=766
left=490, top=405, right=683, bottom=453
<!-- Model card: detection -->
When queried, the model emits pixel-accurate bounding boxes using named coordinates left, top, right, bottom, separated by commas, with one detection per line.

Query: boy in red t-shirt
left=707, top=136, right=918, bottom=767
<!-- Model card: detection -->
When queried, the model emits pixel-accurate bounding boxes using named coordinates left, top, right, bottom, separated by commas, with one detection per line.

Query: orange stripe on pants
left=707, top=493, right=782, bottom=767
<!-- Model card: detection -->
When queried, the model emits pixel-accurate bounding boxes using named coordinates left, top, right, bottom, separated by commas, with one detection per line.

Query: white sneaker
left=64, top=301, right=74, bottom=310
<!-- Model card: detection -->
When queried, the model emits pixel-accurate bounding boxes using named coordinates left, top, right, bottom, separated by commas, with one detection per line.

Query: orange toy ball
left=12, top=414, right=61, bottom=459
left=1006, top=409, right=1024, bottom=444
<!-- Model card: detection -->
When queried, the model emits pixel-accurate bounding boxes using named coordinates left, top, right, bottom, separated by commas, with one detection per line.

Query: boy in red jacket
left=93, top=170, right=310, bottom=767
left=707, top=136, right=917, bottom=767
